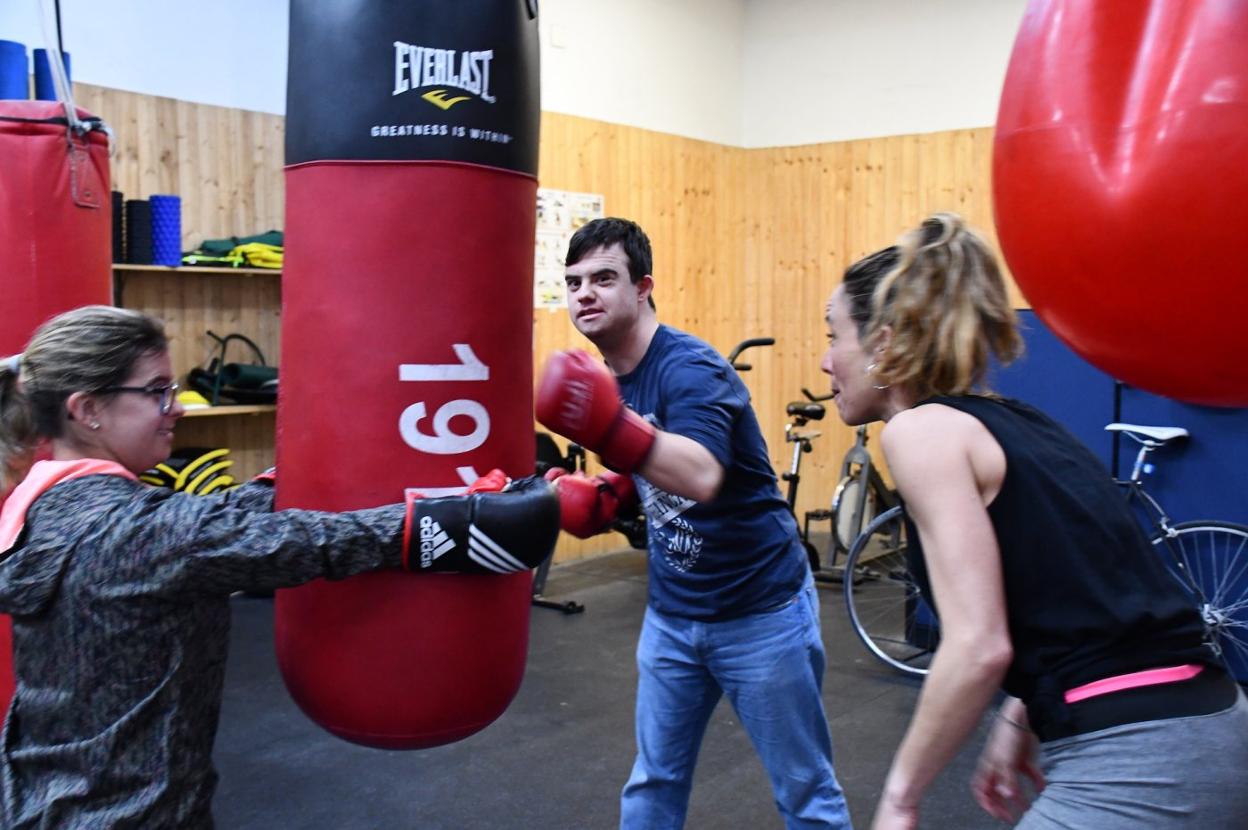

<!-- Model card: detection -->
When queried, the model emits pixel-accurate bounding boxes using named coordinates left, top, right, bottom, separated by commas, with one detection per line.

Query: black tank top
left=902, top=395, right=1218, bottom=736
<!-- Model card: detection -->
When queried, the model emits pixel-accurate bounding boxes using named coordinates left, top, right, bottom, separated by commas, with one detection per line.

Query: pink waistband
left=1064, top=664, right=1204, bottom=705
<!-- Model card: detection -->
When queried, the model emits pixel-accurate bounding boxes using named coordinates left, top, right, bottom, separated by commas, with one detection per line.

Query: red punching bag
left=1, top=101, right=111, bottom=354
left=0, top=101, right=112, bottom=708
left=275, top=0, right=542, bottom=748
left=993, top=0, right=1248, bottom=406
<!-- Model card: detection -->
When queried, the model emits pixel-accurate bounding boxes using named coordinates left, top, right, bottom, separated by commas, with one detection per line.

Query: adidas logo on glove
left=419, top=517, right=456, bottom=568
left=403, top=474, right=561, bottom=575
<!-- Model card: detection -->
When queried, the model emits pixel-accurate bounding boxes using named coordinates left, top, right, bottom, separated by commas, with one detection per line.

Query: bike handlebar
left=726, top=337, right=775, bottom=372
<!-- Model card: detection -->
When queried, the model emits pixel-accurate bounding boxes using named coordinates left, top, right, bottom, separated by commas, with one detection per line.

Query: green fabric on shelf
left=197, top=230, right=283, bottom=257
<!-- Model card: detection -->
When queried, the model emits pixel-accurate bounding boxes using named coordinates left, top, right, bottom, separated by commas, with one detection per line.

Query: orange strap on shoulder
left=0, top=459, right=136, bottom=552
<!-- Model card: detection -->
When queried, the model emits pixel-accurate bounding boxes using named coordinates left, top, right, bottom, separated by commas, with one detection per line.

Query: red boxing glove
left=466, top=468, right=508, bottom=494
left=408, top=468, right=508, bottom=502
left=545, top=469, right=605, bottom=538
left=535, top=350, right=656, bottom=472
left=544, top=468, right=638, bottom=539
left=596, top=470, right=637, bottom=514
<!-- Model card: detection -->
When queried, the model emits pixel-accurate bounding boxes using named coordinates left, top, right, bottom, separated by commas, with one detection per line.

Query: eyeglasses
left=98, top=382, right=181, bottom=415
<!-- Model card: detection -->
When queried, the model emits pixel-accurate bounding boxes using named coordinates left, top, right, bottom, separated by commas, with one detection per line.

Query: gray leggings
left=1016, top=691, right=1248, bottom=829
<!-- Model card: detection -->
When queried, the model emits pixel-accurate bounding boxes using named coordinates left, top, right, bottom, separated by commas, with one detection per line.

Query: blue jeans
left=620, top=577, right=852, bottom=829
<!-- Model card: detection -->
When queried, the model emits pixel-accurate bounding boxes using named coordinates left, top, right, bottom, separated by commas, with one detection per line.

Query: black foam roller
left=124, top=199, right=153, bottom=264
left=111, top=190, right=124, bottom=264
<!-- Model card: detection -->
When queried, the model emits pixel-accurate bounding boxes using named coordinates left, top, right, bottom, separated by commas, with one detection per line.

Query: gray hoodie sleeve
left=206, top=476, right=278, bottom=513
left=88, top=479, right=406, bottom=597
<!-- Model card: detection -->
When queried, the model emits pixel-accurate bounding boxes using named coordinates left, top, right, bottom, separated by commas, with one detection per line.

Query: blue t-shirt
left=615, top=325, right=808, bottom=620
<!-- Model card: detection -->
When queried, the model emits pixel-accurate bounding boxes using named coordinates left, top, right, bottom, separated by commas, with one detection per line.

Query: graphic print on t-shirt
left=636, top=473, right=702, bottom=572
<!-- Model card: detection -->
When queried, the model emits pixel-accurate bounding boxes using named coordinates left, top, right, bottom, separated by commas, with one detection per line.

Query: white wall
left=539, top=0, right=745, bottom=146
left=741, top=0, right=1028, bottom=146
left=0, top=0, right=288, bottom=115
left=1, top=1, right=1027, bottom=146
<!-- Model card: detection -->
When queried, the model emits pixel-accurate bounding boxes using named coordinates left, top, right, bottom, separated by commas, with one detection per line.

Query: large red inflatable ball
left=993, top=0, right=1248, bottom=407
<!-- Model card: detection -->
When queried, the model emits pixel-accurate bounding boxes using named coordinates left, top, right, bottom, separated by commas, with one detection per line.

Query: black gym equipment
left=532, top=433, right=587, bottom=614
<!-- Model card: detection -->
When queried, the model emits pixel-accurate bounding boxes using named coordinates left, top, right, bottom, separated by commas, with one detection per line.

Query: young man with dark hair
left=536, top=217, right=852, bottom=829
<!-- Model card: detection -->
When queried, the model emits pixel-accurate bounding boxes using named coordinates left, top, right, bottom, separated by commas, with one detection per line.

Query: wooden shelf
left=112, top=264, right=280, bottom=276
left=180, top=404, right=276, bottom=418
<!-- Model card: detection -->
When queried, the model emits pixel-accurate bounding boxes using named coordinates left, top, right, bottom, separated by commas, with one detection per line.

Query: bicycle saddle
left=787, top=402, right=826, bottom=421
left=1104, top=422, right=1189, bottom=444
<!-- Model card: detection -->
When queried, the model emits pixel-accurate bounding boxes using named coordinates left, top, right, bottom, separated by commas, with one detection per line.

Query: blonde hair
left=843, top=213, right=1022, bottom=399
left=0, top=306, right=167, bottom=489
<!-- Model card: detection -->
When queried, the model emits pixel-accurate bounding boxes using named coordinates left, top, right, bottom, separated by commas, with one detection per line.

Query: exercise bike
left=781, top=390, right=906, bottom=585
left=829, top=424, right=901, bottom=559
left=779, top=388, right=832, bottom=572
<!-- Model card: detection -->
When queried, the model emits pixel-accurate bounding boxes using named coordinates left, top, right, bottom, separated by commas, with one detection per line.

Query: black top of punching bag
left=286, top=0, right=540, bottom=176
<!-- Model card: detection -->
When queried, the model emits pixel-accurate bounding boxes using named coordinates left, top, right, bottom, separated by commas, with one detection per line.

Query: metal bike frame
left=1115, top=442, right=1200, bottom=597
left=830, top=426, right=898, bottom=564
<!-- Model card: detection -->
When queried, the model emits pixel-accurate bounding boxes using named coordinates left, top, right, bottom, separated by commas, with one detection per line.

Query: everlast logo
left=393, top=41, right=495, bottom=109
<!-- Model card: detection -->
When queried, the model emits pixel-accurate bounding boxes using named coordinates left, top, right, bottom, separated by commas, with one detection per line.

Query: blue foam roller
left=32, top=49, right=70, bottom=102
left=149, top=194, right=182, bottom=267
left=0, top=41, right=28, bottom=100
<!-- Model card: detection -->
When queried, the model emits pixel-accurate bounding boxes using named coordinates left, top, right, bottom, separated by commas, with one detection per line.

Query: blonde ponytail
left=844, top=213, right=1022, bottom=399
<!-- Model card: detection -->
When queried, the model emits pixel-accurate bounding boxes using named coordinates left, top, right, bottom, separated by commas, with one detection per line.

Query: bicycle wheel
left=1151, top=521, right=1248, bottom=680
left=843, top=506, right=934, bottom=676
left=831, top=475, right=877, bottom=554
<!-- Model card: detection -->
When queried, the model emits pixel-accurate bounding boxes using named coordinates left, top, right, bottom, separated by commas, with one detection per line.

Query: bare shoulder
left=882, top=403, right=1005, bottom=498
left=881, top=403, right=985, bottom=456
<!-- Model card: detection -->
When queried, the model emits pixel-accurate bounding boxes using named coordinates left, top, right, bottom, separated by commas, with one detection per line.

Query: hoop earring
left=864, top=362, right=890, bottom=391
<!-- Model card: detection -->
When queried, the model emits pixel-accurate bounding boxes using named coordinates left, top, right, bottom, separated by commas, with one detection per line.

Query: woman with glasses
left=0, top=305, right=558, bottom=829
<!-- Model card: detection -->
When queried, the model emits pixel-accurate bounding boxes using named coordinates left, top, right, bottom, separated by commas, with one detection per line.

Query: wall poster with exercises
left=535, top=187, right=604, bottom=310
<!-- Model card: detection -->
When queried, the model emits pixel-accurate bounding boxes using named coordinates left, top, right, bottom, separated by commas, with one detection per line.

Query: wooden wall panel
left=75, top=82, right=284, bottom=479
left=741, top=128, right=1013, bottom=530
left=75, top=81, right=1011, bottom=561
left=75, top=82, right=286, bottom=250
left=77, top=81, right=286, bottom=379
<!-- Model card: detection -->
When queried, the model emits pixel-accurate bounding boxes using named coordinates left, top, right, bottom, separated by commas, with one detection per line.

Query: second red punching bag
left=275, top=1, right=541, bottom=748
left=0, top=101, right=111, bottom=711
left=0, top=102, right=111, bottom=356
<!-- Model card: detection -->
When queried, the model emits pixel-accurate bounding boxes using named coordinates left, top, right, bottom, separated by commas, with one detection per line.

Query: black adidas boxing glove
left=401, top=474, right=561, bottom=574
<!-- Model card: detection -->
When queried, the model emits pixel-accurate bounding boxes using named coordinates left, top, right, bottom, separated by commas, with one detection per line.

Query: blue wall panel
left=988, top=310, right=1118, bottom=473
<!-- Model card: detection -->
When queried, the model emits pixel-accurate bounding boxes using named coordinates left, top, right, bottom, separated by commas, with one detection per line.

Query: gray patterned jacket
left=0, top=474, right=405, bottom=829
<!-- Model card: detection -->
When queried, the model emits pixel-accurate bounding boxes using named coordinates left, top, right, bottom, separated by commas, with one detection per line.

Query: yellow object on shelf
left=180, top=404, right=276, bottom=418
left=229, top=242, right=283, bottom=269
left=178, top=390, right=211, bottom=410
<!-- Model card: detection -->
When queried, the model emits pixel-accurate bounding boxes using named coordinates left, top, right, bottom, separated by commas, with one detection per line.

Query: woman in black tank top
left=819, top=214, right=1246, bottom=830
